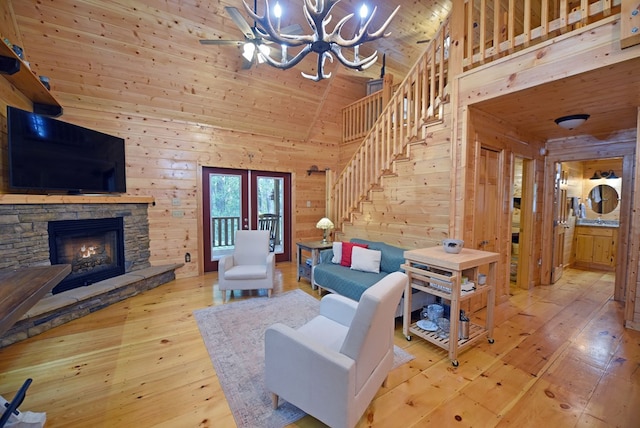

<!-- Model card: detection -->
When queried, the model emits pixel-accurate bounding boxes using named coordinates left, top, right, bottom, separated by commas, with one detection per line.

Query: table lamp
left=316, top=217, right=334, bottom=244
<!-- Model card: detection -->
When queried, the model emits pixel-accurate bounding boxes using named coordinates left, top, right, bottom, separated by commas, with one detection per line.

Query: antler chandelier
left=243, top=0, right=400, bottom=81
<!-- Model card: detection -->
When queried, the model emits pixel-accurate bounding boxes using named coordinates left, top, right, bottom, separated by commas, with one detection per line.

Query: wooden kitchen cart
left=402, top=247, right=499, bottom=366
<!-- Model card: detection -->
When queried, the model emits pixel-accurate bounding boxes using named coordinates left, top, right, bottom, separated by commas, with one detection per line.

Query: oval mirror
left=588, top=184, right=619, bottom=214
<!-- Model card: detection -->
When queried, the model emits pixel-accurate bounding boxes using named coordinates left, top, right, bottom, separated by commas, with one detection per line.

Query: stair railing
left=331, top=17, right=451, bottom=229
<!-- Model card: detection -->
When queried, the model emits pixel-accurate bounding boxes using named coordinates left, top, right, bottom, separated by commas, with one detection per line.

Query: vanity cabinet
left=574, top=226, right=617, bottom=271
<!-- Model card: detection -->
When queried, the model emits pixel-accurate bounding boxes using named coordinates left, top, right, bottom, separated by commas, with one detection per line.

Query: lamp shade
left=554, top=114, right=590, bottom=130
left=316, top=217, right=334, bottom=230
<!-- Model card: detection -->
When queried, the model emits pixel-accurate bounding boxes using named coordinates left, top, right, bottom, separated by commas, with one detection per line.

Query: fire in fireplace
left=48, top=217, right=125, bottom=294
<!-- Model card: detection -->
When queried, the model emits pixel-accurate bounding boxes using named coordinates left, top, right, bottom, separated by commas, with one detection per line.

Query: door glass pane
left=257, top=176, right=284, bottom=254
left=210, top=173, right=242, bottom=260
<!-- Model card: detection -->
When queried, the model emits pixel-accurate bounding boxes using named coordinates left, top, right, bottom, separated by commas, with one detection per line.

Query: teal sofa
left=312, top=238, right=434, bottom=316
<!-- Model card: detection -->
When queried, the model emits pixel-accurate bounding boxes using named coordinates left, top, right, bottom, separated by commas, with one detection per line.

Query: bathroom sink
left=576, top=219, right=619, bottom=227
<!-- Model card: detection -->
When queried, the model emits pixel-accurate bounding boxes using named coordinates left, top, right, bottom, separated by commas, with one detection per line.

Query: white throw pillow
left=331, top=242, right=343, bottom=264
left=350, top=246, right=381, bottom=273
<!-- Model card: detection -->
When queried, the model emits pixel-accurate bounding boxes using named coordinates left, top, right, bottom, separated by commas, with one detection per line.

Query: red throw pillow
left=341, top=242, right=369, bottom=267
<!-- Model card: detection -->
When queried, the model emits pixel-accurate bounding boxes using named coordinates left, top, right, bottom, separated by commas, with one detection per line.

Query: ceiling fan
left=199, top=5, right=302, bottom=69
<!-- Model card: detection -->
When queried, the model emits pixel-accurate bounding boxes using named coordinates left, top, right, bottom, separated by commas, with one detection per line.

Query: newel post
left=382, top=73, right=393, bottom=106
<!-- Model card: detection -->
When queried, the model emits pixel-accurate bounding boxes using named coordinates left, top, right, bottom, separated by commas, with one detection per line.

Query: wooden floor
left=0, top=263, right=638, bottom=427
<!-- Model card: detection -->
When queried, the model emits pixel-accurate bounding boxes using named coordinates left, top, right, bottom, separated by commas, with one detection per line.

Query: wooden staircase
left=332, top=17, right=451, bottom=232
left=331, top=0, right=628, bottom=236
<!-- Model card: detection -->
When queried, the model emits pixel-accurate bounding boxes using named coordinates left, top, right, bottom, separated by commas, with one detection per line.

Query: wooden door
left=574, top=234, right=594, bottom=263
left=475, top=148, right=500, bottom=254
left=202, top=168, right=249, bottom=272
left=471, top=147, right=500, bottom=312
left=202, top=167, right=292, bottom=272
left=551, top=163, right=568, bottom=283
left=252, top=171, right=291, bottom=262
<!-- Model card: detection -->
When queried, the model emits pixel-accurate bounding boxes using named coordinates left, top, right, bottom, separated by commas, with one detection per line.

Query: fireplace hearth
left=48, top=217, right=125, bottom=294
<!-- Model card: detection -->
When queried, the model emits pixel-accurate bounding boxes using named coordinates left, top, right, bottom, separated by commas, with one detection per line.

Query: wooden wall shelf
left=307, top=168, right=327, bottom=176
left=0, top=40, right=62, bottom=115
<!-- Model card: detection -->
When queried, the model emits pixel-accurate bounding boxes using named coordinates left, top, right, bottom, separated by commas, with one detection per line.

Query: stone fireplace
left=0, top=197, right=182, bottom=348
left=0, top=201, right=151, bottom=273
left=48, top=217, right=126, bottom=294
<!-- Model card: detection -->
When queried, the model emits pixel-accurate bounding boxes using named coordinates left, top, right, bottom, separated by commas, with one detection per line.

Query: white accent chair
left=217, top=230, right=275, bottom=303
left=264, top=271, right=407, bottom=428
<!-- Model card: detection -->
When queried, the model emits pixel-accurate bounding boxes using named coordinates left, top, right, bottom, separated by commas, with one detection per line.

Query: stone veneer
left=0, top=203, right=150, bottom=272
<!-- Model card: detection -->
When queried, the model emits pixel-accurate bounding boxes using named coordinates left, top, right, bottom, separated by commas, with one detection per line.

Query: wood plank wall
left=341, top=104, right=453, bottom=249
left=0, top=0, right=374, bottom=278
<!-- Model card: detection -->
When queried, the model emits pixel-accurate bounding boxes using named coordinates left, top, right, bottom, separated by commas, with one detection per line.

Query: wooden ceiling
left=12, top=0, right=452, bottom=142
left=474, top=56, right=640, bottom=141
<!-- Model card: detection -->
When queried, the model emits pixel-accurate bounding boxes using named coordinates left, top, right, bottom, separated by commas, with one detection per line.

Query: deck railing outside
left=211, top=216, right=240, bottom=248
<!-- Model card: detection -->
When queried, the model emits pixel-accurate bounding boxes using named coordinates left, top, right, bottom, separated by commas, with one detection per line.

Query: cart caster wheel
left=452, top=360, right=459, bottom=367
left=405, top=335, right=412, bottom=341
left=488, top=338, right=495, bottom=344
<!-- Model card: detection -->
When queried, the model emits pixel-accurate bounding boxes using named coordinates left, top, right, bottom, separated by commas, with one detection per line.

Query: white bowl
left=442, top=239, right=464, bottom=254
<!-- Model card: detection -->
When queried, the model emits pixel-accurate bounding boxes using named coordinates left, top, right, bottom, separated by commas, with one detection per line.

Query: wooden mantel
left=0, top=194, right=155, bottom=205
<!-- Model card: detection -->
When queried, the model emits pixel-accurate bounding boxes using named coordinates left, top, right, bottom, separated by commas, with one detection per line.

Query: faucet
left=596, top=217, right=603, bottom=224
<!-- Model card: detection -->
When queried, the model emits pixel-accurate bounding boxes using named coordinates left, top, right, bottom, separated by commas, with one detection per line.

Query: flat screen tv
left=6, top=106, right=127, bottom=194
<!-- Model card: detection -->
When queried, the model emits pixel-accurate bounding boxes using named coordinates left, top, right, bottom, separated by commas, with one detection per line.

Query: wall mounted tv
left=7, top=106, right=126, bottom=194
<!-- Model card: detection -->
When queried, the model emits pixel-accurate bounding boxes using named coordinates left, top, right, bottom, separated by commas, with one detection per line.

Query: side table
left=296, top=241, right=333, bottom=287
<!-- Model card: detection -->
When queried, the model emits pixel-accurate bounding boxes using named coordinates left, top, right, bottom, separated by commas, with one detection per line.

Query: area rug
left=193, top=289, right=414, bottom=428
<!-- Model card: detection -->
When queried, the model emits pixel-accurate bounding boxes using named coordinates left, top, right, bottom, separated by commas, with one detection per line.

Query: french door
left=202, top=167, right=291, bottom=271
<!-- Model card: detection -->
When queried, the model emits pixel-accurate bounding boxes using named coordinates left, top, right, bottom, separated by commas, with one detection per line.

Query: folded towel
left=461, top=282, right=475, bottom=292
left=579, top=203, right=587, bottom=218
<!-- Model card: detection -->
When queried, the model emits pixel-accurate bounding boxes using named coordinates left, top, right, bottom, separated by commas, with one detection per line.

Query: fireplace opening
left=48, top=217, right=125, bottom=294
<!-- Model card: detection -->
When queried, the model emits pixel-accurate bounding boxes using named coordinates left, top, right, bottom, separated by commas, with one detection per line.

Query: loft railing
left=342, top=90, right=385, bottom=143
left=462, top=0, right=621, bottom=70
left=331, top=17, right=450, bottom=229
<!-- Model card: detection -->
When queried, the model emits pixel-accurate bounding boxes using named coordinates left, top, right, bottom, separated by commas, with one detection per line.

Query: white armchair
left=217, top=230, right=275, bottom=303
left=264, top=271, right=407, bottom=428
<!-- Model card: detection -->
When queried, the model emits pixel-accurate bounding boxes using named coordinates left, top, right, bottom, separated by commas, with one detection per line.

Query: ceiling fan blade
left=280, top=24, right=303, bottom=36
left=261, top=23, right=304, bottom=45
left=225, top=6, right=255, bottom=40
left=241, top=58, right=254, bottom=70
left=199, top=39, right=244, bottom=45
left=280, top=23, right=304, bottom=35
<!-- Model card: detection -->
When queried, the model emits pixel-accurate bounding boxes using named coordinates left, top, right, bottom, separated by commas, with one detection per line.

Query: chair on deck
left=217, top=230, right=275, bottom=303
left=264, top=272, right=407, bottom=428
left=258, top=213, right=280, bottom=252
